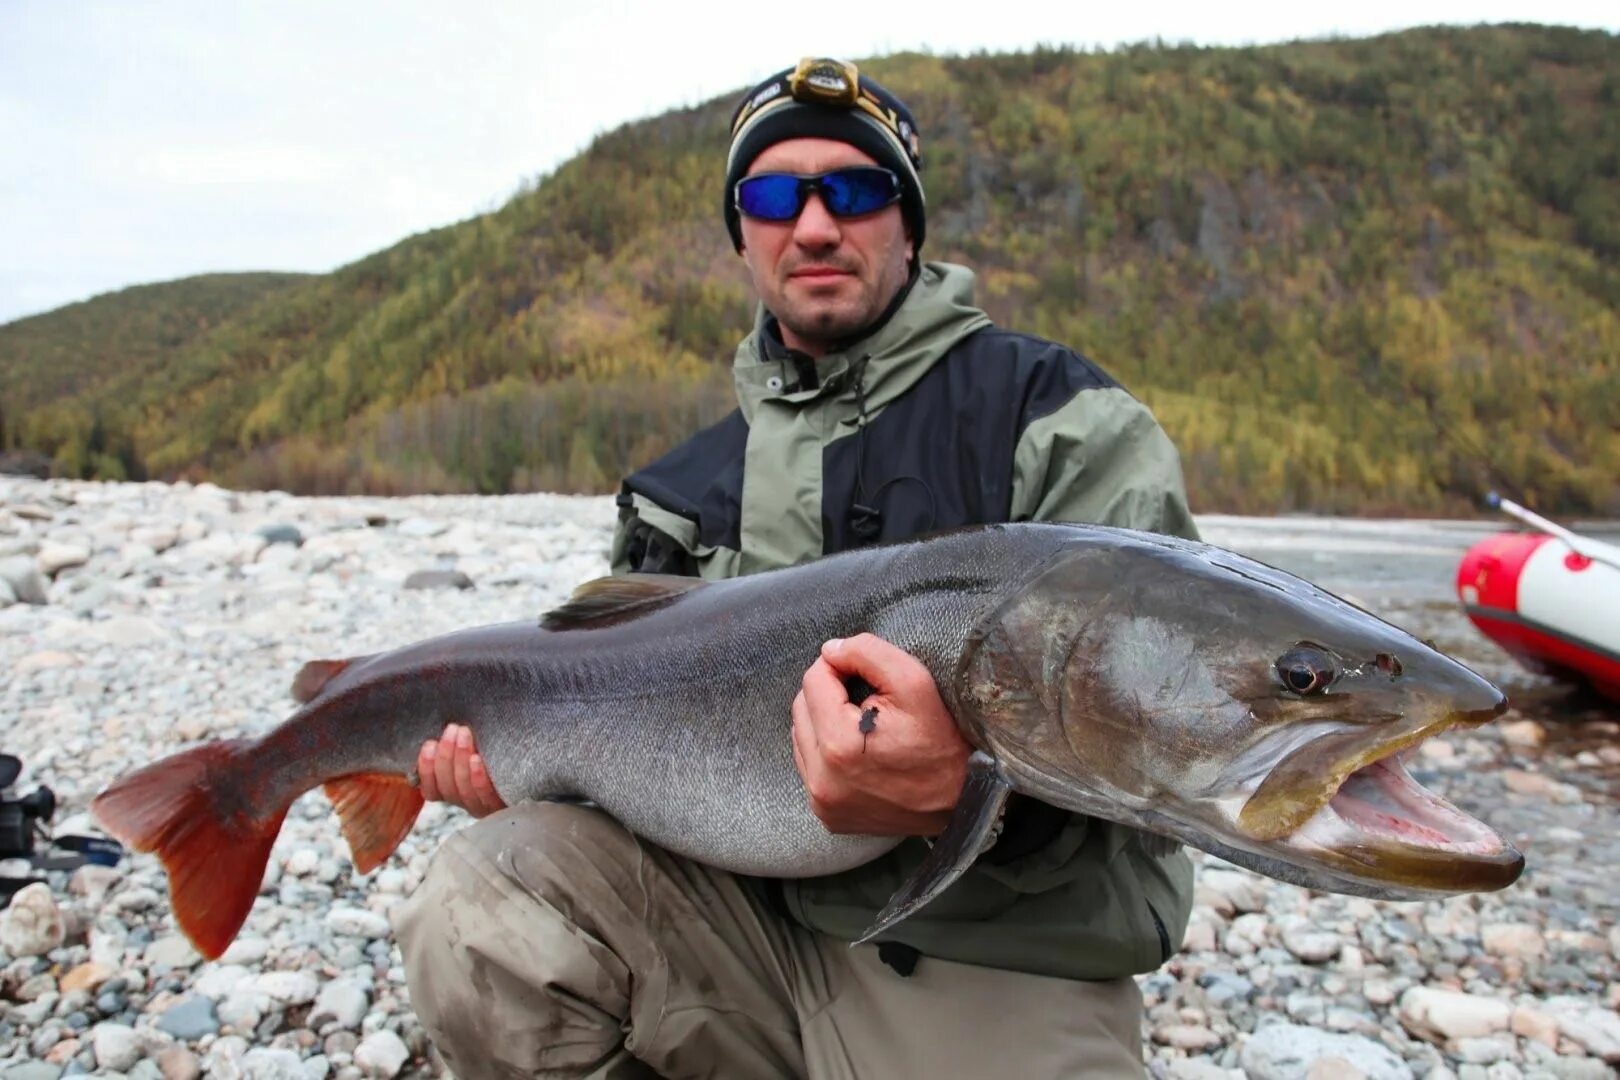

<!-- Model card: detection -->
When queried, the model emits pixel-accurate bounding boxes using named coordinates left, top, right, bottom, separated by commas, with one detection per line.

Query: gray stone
left=352, top=1031, right=409, bottom=1079
left=395, top=518, right=448, bottom=539
left=247, top=971, right=319, bottom=1007
left=402, top=569, right=472, bottom=591
left=255, top=525, right=304, bottom=548
left=241, top=1048, right=305, bottom=1080
left=1240, top=1023, right=1412, bottom=1080
left=1198, top=972, right=1255, bottom=1007
left=1542, top=996, right=1620, bottom=1063
left=36, top=544, right=89, bottom=577
left=308, top=980, right=368, bottom=1032
left=205, top=1035, right=250, bottom=1080
left=193, top=964, right=250, bottom=1000
left=1281, top=919, right=1343, bottom=964
left=91, top=1022, right=142, bottom=1071
left=143, top=935, right=199, bottom=971
left=325, top=908, right=390, bottom=940
left=0, top=555, right=48, bottom=604
left=155, top=996, right=218, bottom=1041
left=219, top=938, right=272, bottom=965
left=2, top=1064, right=64, bottom=1080
left=1528, top=1059, right=1615, bottom=1080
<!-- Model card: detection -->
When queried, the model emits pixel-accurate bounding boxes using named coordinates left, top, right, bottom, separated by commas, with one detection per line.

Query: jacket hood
left=732, top=262, right=992, bottom=424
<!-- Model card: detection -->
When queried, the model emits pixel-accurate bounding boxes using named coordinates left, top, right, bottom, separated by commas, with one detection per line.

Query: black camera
left=0, top=753, right=56, bottom=858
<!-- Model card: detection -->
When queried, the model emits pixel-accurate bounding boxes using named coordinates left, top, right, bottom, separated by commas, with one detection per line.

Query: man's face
left=738, top=138, right=913, bottom=357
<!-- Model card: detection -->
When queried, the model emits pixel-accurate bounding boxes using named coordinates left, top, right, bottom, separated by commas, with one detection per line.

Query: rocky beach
left=0, top=477, right=1615, bottom=1080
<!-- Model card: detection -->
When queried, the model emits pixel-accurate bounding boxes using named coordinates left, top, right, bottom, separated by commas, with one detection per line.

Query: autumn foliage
left=1, top=25, right=1616, bottom=514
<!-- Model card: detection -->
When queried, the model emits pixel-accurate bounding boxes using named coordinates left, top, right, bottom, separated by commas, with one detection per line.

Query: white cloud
left=132, top=143, right=342, bottom=187
left=1, top=0, right=1616, bottom=323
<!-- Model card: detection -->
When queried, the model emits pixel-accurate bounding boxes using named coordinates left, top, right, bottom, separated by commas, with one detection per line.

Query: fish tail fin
left=90, top=739, right=286, bottom=960
left=324, top=773, right=424, bottom=873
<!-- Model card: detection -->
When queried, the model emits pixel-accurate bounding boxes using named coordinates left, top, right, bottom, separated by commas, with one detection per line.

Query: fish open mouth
left=1309, top=752, right=1507, bottom=855
left=1279, top=740, right=1524, bottom=894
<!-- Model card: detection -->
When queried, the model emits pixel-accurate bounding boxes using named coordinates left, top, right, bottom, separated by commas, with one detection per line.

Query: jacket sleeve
left=1008, top=385, right=1199, bottom=542
left=609, top=491, right=701, bottom=577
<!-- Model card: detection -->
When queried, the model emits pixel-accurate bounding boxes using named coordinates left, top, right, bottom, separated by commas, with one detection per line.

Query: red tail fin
left=324, top=773, right=424, bottom=873
left=90, top=740, right=286, bottom=960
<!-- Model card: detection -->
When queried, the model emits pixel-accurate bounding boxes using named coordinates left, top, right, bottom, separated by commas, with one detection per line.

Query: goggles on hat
left=730, top=58, right=921, bottom=166
left=734, top=166, right=902, bottom=222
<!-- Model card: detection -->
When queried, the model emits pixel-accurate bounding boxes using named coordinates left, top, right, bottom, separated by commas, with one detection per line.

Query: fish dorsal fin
left=541, top=574, right=706, bottom=631
left=292, top=658, right=362, bottom=703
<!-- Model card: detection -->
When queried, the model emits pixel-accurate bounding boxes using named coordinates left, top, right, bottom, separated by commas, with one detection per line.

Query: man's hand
left=790, top=633, right=971, bottom=836
left=417, top=724, right=507, bottom=818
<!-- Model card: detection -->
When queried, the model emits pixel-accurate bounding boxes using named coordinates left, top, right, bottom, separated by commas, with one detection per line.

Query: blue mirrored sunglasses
left=734, top=166, right=902, bottom=222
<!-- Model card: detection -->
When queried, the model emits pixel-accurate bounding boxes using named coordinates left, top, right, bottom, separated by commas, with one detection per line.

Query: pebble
left=0, top=555, right=48, bottom=604
left=308, top=982, right=368, bottom=1033
left=1399, top=987, right=1512, bottom=1042
left=144, top=936, right=200, bottom=971
left=401, top=569, right=473, bottom=591
left=0, top=884, right=64, bottom=957
left=241, top=1048, right=305, bottom=1080
left=1282, top=919, right=1344, bottom=964
left=351, top=1031, right=408, bottom=1079
left=1240, top=1023, right=1411, bottom=1080
left=155, top=997, right=218, bottom=1041
left=2, top=479, right=1615, bottom=1079
left=57, top=963, right=112, bottom=995
left=90, top=1023, right=141, bottom=1071
left=324, top=908, right=390, bottom=940
left=248, top=971, right=320, bottom=1007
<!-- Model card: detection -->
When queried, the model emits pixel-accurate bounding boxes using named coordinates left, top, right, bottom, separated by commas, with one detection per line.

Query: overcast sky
left=2, top=1, right=1616, bottom=325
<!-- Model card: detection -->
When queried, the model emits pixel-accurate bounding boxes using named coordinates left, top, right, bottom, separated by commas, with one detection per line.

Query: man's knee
left=414, top=801, right=639, bottom=912
left=394, top=802, right=648, bottom=1079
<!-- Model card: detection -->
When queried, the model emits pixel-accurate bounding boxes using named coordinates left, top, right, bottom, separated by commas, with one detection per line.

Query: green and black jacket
left=611, top=262, right=1198, bottom=981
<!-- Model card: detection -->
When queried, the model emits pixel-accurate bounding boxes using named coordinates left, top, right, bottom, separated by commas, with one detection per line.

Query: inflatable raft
left=1457, top=505, right=1620, bottom=703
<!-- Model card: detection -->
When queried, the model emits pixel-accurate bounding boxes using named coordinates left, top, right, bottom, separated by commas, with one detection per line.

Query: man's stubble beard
left=777, top=298, right=871, bottom=347
left=773, top=261, right=906, bottom=351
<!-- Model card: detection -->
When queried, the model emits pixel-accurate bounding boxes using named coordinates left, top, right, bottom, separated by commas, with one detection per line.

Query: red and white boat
left=1457, top=497, right=1620, bottom=703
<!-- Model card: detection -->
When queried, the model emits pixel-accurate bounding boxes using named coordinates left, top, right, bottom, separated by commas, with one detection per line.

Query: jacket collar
left=732, top=261, right=993, bottom=423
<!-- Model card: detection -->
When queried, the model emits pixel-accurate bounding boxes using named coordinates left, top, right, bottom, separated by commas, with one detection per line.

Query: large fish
left=92, top=523, right=1523, bottom=959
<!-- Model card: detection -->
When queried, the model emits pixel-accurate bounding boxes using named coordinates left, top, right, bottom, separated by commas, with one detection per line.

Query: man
left=395, top=58, right=1198, bottom=1078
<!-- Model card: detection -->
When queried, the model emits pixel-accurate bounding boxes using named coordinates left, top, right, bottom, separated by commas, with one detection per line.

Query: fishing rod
left=1485, top=492, right=1620, bottom=572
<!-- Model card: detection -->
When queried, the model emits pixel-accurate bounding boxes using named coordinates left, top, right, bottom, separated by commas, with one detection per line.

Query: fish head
left=954, top=530, right=1522, bottom=900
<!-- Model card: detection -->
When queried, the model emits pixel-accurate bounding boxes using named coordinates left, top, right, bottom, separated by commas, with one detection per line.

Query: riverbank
left=0, top=478, right=1615, bottom=1079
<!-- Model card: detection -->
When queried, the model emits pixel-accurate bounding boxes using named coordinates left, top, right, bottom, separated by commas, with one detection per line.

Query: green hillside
left=2, top=24, right=1617, bottom=513
left=0, top=273, right=307, bottom=478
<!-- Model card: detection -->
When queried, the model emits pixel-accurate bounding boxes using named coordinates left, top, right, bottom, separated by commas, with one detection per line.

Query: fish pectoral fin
left=541, top=574, right=706, bottom=630
left=324, top=773, right=425, bottom=874
left=854, top=750, right=1011, bottom=946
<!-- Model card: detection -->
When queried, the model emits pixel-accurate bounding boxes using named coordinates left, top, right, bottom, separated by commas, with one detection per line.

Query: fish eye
left=1276, top=646, right=1335, bottom=696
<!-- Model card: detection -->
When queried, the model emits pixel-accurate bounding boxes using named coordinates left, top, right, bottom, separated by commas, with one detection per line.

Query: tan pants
left=393, top=802, right=1146, bottom=1080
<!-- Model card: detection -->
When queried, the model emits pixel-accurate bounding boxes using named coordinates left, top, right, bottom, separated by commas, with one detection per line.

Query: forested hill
left=2, top=24, right=1617, bottom=514
left=0, top=273, right=307, bottom=476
